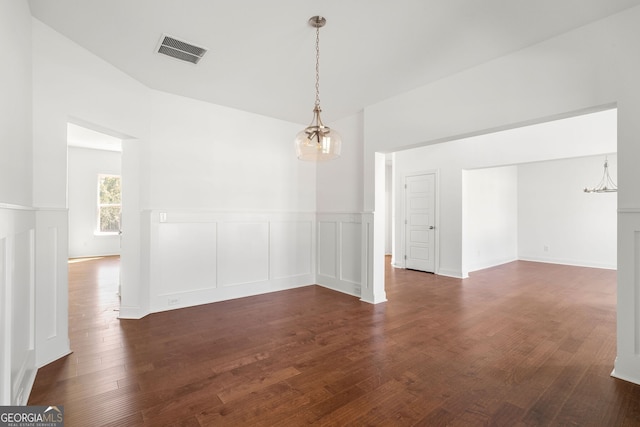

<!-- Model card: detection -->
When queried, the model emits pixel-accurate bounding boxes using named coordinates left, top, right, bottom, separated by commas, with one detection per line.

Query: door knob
left=429, top=226, right=435, bottom=230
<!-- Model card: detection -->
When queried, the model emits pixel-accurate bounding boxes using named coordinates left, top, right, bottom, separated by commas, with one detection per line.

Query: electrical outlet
left=543, top=245, right=549, bottom=252
left=168, top=298, right=179, bottom=306
left=159, top=212, right=167, bottom=223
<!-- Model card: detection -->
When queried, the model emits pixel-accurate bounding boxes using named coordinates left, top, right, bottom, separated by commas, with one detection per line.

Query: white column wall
left=31, top=18, right=151, bottom=364
left=315, top=112, right=370, bottom=299
left=0, top=2, right=36, bottom=406
left=366, top=6, right=640, bottom=384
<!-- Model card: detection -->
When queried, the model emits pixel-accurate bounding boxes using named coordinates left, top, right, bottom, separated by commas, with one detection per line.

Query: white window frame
left=96, top=173, right=121, bottom=235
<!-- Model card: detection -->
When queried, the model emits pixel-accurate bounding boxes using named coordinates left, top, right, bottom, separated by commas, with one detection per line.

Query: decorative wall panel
left=0, top=237, right=7, bottom=405
left=340, top=222, right=362, bottom=284
left=148, top=211, right=316, bottom=313
left=35, top=209, right=70, bottom=370
left=218, top=221, right=269, bottom=287
left=11, top=230, right=34, bottom=401
left=270, top=221, right=313, bottom=280
left=318, top=221, right=338, bottom=279
left=0, top=206, right=38, bottom=405
left=317, top=213, right=364, bottom=297
left=157, top=222, right=217, bottom=295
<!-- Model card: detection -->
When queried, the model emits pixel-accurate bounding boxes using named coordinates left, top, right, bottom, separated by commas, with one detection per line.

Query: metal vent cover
left=156, top=34, right=207, bottom=64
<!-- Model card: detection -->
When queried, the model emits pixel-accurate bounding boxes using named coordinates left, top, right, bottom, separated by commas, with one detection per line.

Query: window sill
left=94, top=231, right=120, bottom=237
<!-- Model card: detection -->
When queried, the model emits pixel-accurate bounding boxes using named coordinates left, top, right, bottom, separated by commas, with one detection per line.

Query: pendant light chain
left=294, top=15, right=341, bottom=161
left=314, top=24, right=321, bottom=109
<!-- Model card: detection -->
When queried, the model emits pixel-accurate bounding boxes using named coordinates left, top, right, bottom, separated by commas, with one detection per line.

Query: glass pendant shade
left=295, top=107, right=342, bottom=161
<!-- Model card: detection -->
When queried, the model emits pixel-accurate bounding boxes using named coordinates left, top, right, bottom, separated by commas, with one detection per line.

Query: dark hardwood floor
left=29, top=256, right=640, bottom=426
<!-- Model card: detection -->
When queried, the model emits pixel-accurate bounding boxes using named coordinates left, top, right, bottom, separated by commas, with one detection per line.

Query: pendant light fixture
left=295, top=16, right=342, bottom=161
left=583, top=157, right=617, bottom=193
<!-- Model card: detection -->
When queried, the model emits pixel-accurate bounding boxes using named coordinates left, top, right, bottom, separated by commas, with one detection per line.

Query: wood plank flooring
left=28, top=256, right=640, bottom=426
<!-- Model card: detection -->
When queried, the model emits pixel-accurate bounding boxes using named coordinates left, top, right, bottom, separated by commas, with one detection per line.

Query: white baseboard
left=518, top=255, right=616, bottom=270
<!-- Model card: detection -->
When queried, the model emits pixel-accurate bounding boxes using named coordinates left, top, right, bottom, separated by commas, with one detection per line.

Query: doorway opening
left=380, top=106, right=617, bottom=282
left=463, top=156, right=616, bottom=275
left=67, top=122, right=123, bottom=260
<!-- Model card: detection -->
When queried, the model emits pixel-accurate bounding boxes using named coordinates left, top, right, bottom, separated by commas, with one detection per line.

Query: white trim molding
left=612, top=210, right=640, bottom=385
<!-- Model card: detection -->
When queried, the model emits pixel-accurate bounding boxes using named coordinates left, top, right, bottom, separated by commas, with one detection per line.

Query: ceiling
left=28, top=0, right=640, bottom=126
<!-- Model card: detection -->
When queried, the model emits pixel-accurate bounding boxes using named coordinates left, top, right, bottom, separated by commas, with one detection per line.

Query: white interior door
left=405, top=173, right=436, bottom=273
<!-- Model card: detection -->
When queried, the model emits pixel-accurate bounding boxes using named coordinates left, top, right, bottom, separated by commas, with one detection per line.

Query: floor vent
left=156, top=34, right=207, bottom=64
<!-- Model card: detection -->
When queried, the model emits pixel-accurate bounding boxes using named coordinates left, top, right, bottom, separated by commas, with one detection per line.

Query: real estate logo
left=0, top=406, right=64, bottom=427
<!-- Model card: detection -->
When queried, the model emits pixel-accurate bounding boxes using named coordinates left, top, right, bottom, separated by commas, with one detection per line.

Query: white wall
left=518, top=155, right=617, bottom=269
left=32, top=20, right=150, bottom=210
left=463, top=166, right=518, bottom=273
left=147, top=90, right=315, bottom=212
left=143, top=92, right=367, bottom=311
left=140, top=91, right=333, bottom=315
left=68, top=147, right=121, bottom=258
left=316, top=112, right=364, bottom=213
left=0, top=1, right=32, bottom=207
left=0, top=1, right=37, bottom=406
left=367, top=6, right=640, bottom=384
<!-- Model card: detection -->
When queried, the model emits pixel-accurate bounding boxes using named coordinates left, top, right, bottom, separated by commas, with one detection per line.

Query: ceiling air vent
left=156, top=34, right=207, bottom=64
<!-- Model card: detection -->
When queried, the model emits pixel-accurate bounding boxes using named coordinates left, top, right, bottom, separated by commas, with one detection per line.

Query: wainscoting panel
left=317, top=213, right=364, bottom=297
left=157, top=222, right=217, bottom=295
left=0, top=205, right=38, bottom=405
left=270, top=220, right=313, bottom=280
left=318, top=221, right=337, bottom=278
left=0, top=237, right=7, bottom=404
left=218, top=221, right=269, bottom=287
left=11, top=229, right=34, bottom=406
left=340, top=222, right=362, bottom=285
left=148, top=211, right=316, bottom=313
left=35, top=209, right=70, bottom=370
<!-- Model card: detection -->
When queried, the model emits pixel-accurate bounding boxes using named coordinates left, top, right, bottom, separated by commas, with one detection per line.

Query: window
left=97, top=174, right=121, bottom=234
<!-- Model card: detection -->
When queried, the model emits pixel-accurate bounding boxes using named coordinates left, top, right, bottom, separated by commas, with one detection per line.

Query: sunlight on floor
left=68, top=257, right=105, bottom=264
